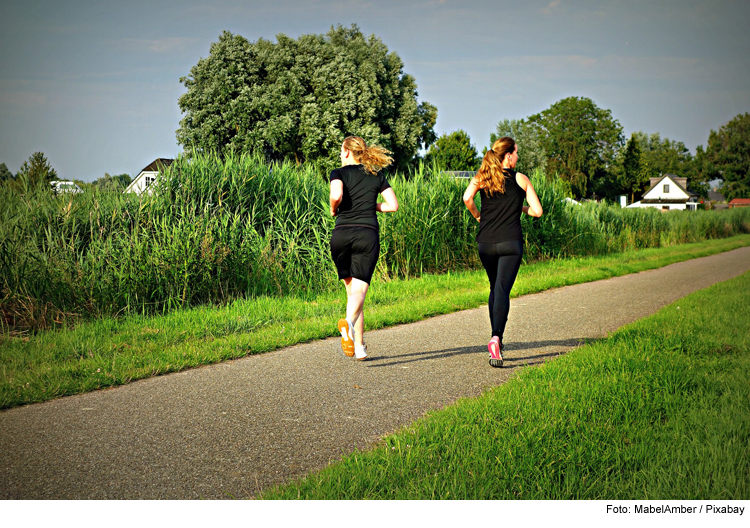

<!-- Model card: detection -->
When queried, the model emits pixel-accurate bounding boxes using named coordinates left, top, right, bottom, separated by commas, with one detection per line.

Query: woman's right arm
left=463, top=177, right=481, bottom=222
left=330, top=179, right=343, bottom=217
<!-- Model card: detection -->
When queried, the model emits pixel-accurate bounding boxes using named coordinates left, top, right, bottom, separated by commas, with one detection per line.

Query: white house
left=124, top=158, right=173, bottom=194
left=443, top=171, right=477, bottom=180
left=627, top=174, right=699, bottom=211
left=50, top=180, right=83, bottom=194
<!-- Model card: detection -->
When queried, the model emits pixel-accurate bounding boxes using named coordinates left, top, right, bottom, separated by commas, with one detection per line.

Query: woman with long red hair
left=463, top=137, right=543, bottom=367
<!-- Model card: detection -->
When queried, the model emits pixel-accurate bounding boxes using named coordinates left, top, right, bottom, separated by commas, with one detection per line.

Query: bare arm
left=330, top=179, right=343, bottom=217
left=377, top=187, right=399, bottom=213
left=463, top=176, right=481, bottom=222
left=515, top=173, right=543, bottom=217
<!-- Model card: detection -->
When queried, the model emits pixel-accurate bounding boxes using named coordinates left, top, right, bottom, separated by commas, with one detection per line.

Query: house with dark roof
left=124, top=158, right=174, bottom=194
left=627, top=174, right=699, bottom=211
left=707, top=189, right=728, bottom=210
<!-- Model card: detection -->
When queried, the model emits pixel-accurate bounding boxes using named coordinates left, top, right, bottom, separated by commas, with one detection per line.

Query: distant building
left=443, top=171, right=476, bottom=179
left=627, top=174, right=699, bottom=211
left=124, top=158, right=174, bottom=194
left=50, top=180, right=83, bottom=194
left=707, top=190, right=728, bottom=210
left=728, top=198, right=750, bottom=209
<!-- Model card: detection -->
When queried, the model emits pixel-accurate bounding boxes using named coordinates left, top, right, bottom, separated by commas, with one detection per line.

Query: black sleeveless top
left=475, top=169, right=525, bottom=243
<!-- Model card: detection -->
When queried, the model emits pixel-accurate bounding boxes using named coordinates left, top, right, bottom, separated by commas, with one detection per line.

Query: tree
left=16, top=152, right=57, bottom=191
left=490, top=119, right=547, bottom=176
left=424, top=130, right=480, bottom=171
left=706, top=112, right=750, bottom=201
left=528, top=97, right=624, bottom=199
left=619, top=134, right=650, bottom=203
left=177, top=25, right=437, bottom=171
left=0, top=163, right=13, bottom=183
left=633, top=132, right=692, bottom=176
left=94, top=172, right=132, bottom=192
left=689, top=144, right=715, bottom=198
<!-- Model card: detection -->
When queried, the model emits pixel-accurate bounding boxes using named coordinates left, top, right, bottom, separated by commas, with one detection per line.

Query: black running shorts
left=330, top=225, right=380, bottom=284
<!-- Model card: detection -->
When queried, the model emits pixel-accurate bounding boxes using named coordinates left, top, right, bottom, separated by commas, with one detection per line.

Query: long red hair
left=477, top=137, right=516, bottom=196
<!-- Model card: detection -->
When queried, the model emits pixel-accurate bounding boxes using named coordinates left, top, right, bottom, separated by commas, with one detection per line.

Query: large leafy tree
left=633, top=131, right=693, bottom=177
left=528, top=97, right=624, bottom=199
left=177, top=25, right=437, bottom=170
left=425, top=130, right=480, bottom=171
left=490, top=119, right=547, bottom=176
left=705, top=112, right=750, bottom=201
left=16, top=152, right=57, bottom=191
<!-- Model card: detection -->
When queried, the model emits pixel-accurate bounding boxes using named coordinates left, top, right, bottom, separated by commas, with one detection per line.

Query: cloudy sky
left=1, top=0, right=748, bottom=181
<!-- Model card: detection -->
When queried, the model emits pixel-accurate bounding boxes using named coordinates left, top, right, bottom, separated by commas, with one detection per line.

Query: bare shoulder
left=515, top=172, right=531, bottom=189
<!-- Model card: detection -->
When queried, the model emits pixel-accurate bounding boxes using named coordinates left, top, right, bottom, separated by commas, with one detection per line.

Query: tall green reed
left=1, top=155, right=749, bottom=334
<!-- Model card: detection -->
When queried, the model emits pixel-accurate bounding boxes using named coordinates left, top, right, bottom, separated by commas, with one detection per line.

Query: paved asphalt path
left=2, top=246, right=749, bottom=499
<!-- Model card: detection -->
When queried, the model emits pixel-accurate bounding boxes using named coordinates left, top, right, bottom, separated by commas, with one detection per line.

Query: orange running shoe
left=337, top=318, right=355, bottom=357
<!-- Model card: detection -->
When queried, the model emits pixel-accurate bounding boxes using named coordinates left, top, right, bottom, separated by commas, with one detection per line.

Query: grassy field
left=1, top=234, right=749, bottom=410
left=261, top=268, right=750, bottom=499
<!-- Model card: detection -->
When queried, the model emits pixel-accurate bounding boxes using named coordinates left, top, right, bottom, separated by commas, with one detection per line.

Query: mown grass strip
left=261, top=269, right=750, bottom=500
left=1, top=234, right=749, bottom=410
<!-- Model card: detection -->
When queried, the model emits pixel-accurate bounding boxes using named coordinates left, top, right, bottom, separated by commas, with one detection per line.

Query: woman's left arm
left=516, top=173, right=543, bottom=217
left=463, top=176, right=481, bottom=222
left=377, top=187, right=399, bottom=213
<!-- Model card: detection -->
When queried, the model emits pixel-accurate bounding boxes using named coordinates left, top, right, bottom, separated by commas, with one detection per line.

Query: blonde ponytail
left=343, top=136, right=393, bottom=175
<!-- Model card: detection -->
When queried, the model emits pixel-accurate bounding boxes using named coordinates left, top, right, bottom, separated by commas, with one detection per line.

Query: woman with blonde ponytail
left=463, top=137, right=543, bottom=368
left=330, top=136, right=399, bottom=360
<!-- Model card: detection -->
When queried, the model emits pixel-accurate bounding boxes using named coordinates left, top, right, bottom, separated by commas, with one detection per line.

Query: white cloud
left=542, top=0, right=561, bottom=15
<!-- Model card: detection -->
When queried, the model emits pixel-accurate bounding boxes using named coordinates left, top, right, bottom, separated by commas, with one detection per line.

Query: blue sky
left=1, top=0, right=749, bottom=181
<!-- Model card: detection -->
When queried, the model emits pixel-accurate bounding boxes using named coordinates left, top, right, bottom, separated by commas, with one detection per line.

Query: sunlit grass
left=261, top=269, right=750, bottom=500
left=1, top=234, right=748, bottom=410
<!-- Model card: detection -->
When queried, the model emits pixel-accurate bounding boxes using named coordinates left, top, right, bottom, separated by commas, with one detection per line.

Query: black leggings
left=477, top=239, right=523, bottom=342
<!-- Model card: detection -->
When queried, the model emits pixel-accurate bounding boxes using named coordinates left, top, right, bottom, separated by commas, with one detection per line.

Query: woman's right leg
left=478, top=240, right=523, bottom=342
left=343, top=277, right=369, bottom=347
left=478, top=244, right=500, bottom=333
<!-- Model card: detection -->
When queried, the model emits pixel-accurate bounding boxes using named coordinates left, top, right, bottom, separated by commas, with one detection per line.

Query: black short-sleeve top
left=475, top=169, right=525, bottom=243
left=330, top=164, right=391, bottom=229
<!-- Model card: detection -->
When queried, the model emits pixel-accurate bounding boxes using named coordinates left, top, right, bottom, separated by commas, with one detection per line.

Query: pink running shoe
left=488, top=337, right=503, bottom=368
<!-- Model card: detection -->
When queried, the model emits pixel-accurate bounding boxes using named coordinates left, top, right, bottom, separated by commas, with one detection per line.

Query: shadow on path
left=367, top=338, right=592, bottom=368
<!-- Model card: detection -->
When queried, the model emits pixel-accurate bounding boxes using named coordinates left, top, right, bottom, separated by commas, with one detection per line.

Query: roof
left=641, top=198, right=689, bottom=204
left=643, top=174, right=695, bottom=200
left=708, top=191, right=726, bottom=202
left=728, top=198, right=750, bottom=205
left=140, top=158, right=174, bottom=173
left=124, top=158, right=176, bottom=194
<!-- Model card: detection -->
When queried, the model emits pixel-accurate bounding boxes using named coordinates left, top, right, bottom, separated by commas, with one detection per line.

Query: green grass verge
left=261, top=269, right=750, bottom=499
left=1, top=234, right=749, bottom=410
